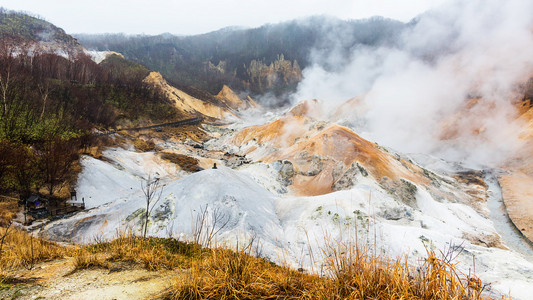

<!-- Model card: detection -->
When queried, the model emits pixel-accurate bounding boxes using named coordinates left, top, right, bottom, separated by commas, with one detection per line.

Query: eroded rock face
left=142, top=72, right=231, bottom=119
left=380, top=177, right=418, bottom=208
left=273, top=160, right=295, bottom=186
left=231, top=115, right=435, bottom=196
left=224, top=154, right=251, bottom=168
left=45, top=214, right=108, bottom=242
left=378, top=207, right=414, bottom=221
left=332, top=162, right=359, bottom=191
left=246, top=54, right=302, bottom=94
left=152, top=199, right=173, bottom=223
left=216, top=85, right=257, bottom=110
left=295, top=153, right=324, bottom=176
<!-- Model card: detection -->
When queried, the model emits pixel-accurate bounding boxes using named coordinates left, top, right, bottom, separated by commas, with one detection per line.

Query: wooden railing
left=48, top=202, right=85, bottom=217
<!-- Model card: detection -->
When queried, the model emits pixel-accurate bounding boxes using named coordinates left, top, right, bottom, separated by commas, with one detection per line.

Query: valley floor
left=10, top=112, right=533, bottom=300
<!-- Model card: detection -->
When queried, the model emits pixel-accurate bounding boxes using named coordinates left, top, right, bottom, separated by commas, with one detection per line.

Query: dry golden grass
left=160, top=152, right=202, bottom=172
left=85, top=234, right=203, bottom=271
left=72, top=248, right=110, bottom=270
left=315, top=240, right=492, bottom=300
left=133, top=138, right=156, bottom=152
left=170, top=239, right=501, bottom=300
left=167, top=125, right=209, bottom=142
left=0, top=226, right=506, bottom=299
left=0, top=197, right=18, bottom=227
left=0, top=196, right=67, bottom=274
left=0, top=228, right=67, bottom=272
left=172, top=245, right=318, bottom=300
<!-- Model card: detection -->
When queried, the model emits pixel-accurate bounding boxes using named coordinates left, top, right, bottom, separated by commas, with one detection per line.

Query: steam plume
left=293, top=0, right=533, bottom=167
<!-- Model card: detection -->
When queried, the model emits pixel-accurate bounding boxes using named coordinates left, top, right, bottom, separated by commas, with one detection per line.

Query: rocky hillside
left=0, top=8, right=83, bottom=55
left=142, top=71, right=254, bottom=120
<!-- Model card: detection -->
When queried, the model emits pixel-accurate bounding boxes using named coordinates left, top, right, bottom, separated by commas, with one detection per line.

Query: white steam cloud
left=292, top=0, right=533, bottom=167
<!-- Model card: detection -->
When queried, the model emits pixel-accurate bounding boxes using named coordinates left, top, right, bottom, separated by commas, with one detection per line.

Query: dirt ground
left=0, top=258, right=178, bottom=300
left=500, top=170, right=533, bottom=243
left=498, top=105, right=533, bottom=246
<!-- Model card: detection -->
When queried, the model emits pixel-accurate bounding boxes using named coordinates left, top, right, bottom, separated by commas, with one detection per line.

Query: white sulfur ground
left=43, top=145, right=533, bottom=299
left=84, top=50, right=117, bottom=63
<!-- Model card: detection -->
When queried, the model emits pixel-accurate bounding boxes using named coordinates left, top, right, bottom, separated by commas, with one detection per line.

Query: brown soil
left=499, top=170, right=533, bottom=243
left=160, top=152, right=202, bottom=172
left=498, top=102, right=533, bottom=244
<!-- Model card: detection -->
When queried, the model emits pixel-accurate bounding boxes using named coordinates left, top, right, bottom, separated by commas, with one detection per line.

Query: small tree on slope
left=141, top=175, right=163, bottom=239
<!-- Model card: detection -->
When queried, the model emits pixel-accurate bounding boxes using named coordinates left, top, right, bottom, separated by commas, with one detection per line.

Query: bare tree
left=0, top=39, right=14, bottom=117
left=11, top=142, right=40, bottom=195
left=141, top=175, right=163, bottom=239
left=38, top=137, right=79, bottom=196
left=192, top=204, right=231, bottom=247
left=38, top=81, right=52, bottom=120
left=0, top=36, right=31, bottom=118
left=0, top=140, right=14, bottom=184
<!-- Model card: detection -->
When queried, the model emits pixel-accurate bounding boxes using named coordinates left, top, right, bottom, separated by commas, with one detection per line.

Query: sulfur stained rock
left=332, top=162, right=359, bottom=191
left=378, top=207, right=414, bottom=221
left=380, top=177, right=418, bottom=208
left=273, top=160, right=295, bottom=186
left=295, top=153, right=324, bottom=176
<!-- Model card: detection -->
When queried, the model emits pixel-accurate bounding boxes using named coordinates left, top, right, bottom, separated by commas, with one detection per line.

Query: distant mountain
left=76, top=16, right=406, bottom=101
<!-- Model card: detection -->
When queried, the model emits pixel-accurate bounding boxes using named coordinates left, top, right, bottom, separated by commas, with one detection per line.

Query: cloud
left=1, top=0, right=447, bottom=35
left=292, top=0, right=533, bottom=167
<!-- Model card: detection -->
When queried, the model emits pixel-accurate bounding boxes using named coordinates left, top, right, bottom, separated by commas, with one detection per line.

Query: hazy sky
left=1, top=0, right=449, bottom=35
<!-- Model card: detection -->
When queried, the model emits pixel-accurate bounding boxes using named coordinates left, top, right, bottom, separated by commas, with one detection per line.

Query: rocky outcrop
left=273, top=160, right=295, bottom=187
left=204, top=60, right=228, bottom=75
left=216, top=85, right=258, bottom=110
left=332, top=162, right=360, bottom=191
left=246, top=54, right=302, bottom=94
left=380, top=177, right=418, bottom=208
left=286, top=99, right=324, bottom=119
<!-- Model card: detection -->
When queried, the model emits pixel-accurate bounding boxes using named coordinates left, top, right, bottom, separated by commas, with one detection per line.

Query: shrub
left=133, top=138, right=156, bottom=152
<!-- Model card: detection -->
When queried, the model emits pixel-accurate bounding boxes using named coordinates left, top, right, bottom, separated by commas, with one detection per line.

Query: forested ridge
left=0, top=10, right=183, bottom=198
left=77, top=16, right=406, bottom=98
